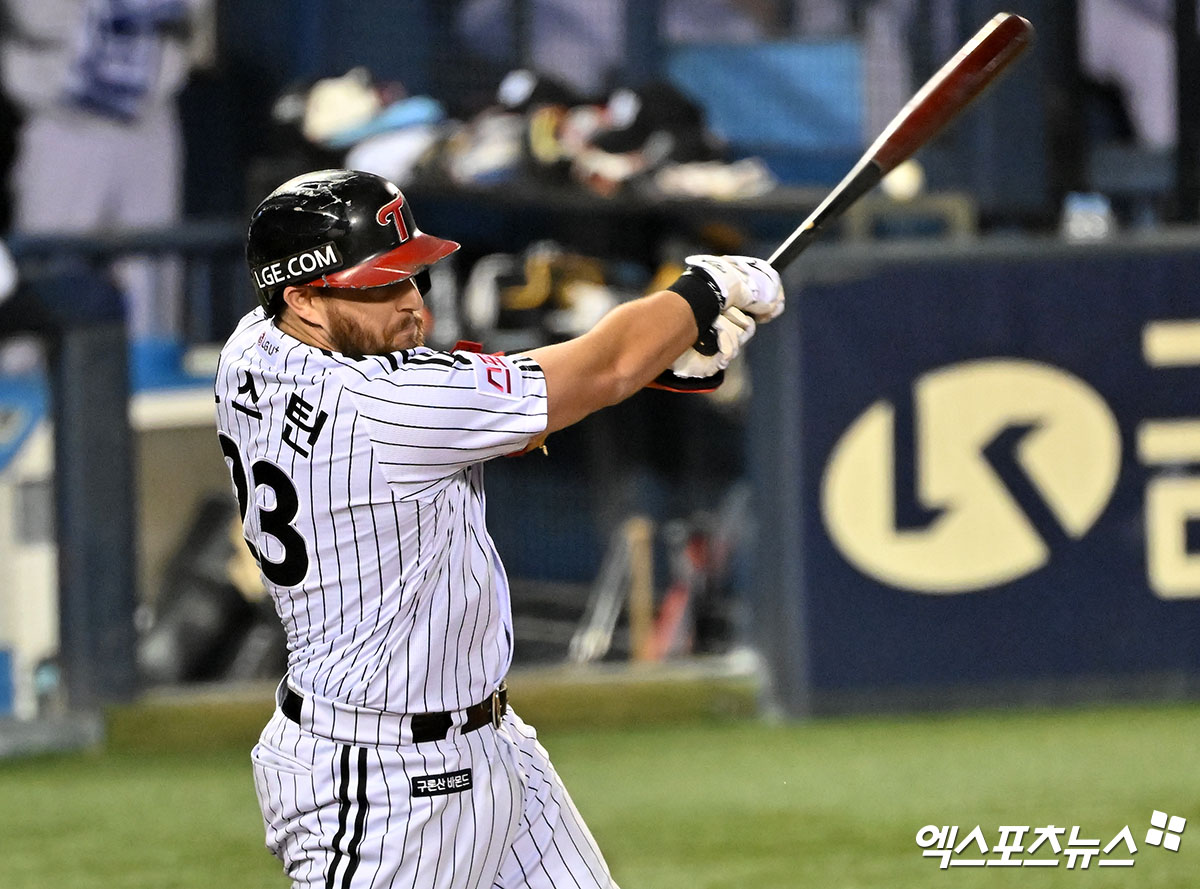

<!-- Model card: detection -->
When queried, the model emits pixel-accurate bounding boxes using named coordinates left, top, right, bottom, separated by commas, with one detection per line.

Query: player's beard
left=327, top=306, right=425, bottom=358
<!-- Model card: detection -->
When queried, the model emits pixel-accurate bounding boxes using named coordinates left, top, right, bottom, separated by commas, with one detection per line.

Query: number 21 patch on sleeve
left=472, top=353, right=523, bottom=401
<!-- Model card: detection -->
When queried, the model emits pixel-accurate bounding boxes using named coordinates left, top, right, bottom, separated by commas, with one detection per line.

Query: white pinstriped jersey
left=215, top=308, right=548, bottom=714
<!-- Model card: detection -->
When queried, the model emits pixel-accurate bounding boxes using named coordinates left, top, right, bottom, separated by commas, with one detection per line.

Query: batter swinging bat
left=768, top=12, right=1035, bottom=271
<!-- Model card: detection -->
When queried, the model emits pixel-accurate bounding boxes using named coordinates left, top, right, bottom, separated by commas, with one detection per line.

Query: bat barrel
left=871, top=13, right=1034, bottom=174
left=765, top=12, right=1034, bottom=273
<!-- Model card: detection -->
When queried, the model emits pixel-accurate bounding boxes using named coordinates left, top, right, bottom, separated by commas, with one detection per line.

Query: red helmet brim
left=312, top=231, right=460, bottom=289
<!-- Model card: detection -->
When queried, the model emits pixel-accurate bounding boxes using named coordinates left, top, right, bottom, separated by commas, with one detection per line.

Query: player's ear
left=281, top=285, right=327, bottom=326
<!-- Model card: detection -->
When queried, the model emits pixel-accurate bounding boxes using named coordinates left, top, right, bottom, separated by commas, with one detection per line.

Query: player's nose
left=396, top=279, right=423, bottom=310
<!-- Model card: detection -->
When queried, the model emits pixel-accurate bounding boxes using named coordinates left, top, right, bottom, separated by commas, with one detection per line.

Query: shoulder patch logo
left=473, top=353, right=521, bottom=401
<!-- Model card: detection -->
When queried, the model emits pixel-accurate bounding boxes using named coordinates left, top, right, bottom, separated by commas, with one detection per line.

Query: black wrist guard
left=667, top=268, right=723, bottom=334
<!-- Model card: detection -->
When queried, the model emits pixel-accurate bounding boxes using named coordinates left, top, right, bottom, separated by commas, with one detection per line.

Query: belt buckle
left=490, top=690, right=502, bottom=729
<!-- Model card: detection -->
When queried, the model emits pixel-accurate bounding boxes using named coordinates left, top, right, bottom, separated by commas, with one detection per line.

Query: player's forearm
left=597, top=290, right=700, bottom=394
left=528, top=290, right=698, bottom=432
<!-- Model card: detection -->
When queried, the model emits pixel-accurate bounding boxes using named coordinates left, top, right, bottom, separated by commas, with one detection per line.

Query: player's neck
left=275, top=309, right=336, bottom=352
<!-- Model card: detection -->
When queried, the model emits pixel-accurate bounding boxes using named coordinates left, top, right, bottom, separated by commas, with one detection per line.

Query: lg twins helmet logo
left=377, top=195, right=411, bottom=242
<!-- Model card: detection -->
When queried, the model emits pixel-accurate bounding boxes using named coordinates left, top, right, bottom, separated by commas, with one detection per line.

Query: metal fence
left=7, top=222, right=251, bottom=348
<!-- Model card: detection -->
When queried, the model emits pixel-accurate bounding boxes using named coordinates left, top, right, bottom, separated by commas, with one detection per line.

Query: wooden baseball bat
left=768, top=12, right=1035, bottom=271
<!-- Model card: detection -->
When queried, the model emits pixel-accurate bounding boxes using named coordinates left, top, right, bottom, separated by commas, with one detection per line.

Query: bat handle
left=768, top=224, right=820, bottom=271
left=769, top=158, right=885, bottom=272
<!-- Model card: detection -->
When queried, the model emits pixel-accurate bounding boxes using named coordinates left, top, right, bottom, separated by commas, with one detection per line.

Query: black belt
left=281, top=683, right=508, bottom=744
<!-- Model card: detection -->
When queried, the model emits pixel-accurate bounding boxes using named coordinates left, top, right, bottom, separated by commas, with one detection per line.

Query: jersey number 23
left=219, top=432, right=310, bottom=587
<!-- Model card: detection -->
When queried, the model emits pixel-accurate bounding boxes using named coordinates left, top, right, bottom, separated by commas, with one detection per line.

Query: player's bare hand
left=684, top=254, right=784, bottom=323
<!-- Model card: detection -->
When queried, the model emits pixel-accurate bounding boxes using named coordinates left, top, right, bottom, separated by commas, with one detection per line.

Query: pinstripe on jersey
left=215, top=308, right=548, bottom=715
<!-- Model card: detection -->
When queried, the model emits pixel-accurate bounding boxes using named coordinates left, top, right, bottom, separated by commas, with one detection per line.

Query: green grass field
left=1, top=697, right=1197, bottom=888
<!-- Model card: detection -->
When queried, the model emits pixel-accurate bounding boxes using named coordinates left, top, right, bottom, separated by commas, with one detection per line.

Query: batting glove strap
left=667, top=267, right=725, bottom=334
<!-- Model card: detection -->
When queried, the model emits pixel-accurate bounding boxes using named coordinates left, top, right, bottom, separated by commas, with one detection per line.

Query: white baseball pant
left=252, top=705, right=618, bottom=889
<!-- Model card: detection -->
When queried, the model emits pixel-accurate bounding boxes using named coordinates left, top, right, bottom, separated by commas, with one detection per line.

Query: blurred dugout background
left=1, top=0, right=1200, bottom=748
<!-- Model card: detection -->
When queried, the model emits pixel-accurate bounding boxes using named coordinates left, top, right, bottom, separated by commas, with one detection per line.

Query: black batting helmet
left=246, top=169, right=460, bottom=316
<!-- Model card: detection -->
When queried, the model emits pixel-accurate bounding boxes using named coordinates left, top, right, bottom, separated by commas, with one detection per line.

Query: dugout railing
left=7, top=221, right=252, bottom=349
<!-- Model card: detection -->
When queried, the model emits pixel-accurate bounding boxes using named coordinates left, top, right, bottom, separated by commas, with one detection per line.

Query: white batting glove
left=669, top=306, right=756, bottom=379
left=684, top=254, right=784, bottom=323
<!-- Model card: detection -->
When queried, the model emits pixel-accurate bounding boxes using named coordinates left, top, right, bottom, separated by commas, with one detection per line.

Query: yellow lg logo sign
left=821, top=359, right=1122, bottom=593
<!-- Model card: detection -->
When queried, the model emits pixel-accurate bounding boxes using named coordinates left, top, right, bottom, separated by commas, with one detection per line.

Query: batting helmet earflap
left=245, top=169, right=461, bottom=316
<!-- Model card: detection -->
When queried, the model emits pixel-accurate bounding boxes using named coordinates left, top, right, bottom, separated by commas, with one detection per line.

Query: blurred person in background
left=866, top=0, right=1176, bottom=153
left=0, top=0, right=209, bottom=366
left=456, top=0, right=957, bottom=147
left=457, top=0, right=860, bottom=97
left=1079, top=0, right=1174, bottom=150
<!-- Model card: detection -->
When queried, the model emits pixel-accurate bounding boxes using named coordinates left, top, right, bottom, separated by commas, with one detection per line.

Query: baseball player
left=215, top=168, right=784, bottom=888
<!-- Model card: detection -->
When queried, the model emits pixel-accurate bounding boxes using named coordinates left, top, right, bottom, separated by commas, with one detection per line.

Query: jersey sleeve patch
left=470, top=353, right=525, bottom=401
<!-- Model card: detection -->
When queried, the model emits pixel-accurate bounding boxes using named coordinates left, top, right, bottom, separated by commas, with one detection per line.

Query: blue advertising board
left=750, top=236, right=1200, bottom=714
